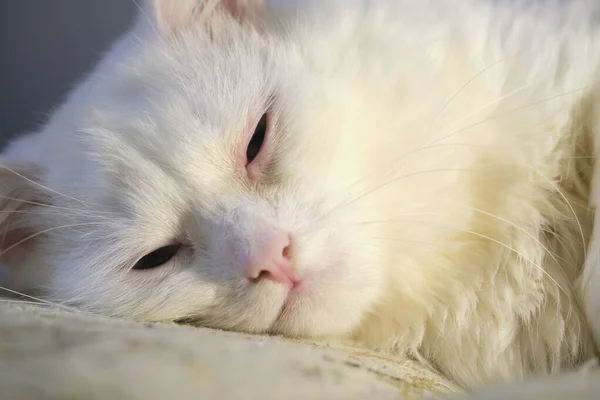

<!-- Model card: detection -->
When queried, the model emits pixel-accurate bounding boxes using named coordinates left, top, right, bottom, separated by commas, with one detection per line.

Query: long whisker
left=432, top=80, right=542, bottom=139
left=0, top=210, right=116, bottom=224
left=330, top=157, right=589, bottom=265
left=0, top=299, right=55, bottom=306
left=323, top=81, right=597, bottom=228
left=344, top=79, right=579, bottom=207
left=360, top=217, right=571, bottom=299
left=529, top=167, right=588, bottom=258
left=321, top=143, right=482, bottom=223
left=368, top=236, right=447, bottom=248
left=428, top=83, right=596, bottom=148
left=462, top=205, right=578, bottom=272
left=329, top=168, right=471, bottom=219
left=0, top=163, right=90, bottom=208
left=129, top=0, right=161, bottom=38
left=0, top=286, right=81, bottom=313
left=358, top=208, right=575, bottom=275
left=0, top=222, right=113, bottom=258
left=431, top=64, right=539, bottom=138
left=430, top=55, right=517, bottom=127
left=340, top=83, right=597, bottom=220
left=0, top=195, right=116, bottom=217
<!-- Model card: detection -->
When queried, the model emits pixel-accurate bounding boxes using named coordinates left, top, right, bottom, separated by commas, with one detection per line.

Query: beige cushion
left=3, top=302, right=598, bottom=400
left=0, top=303, right=450, bottom=400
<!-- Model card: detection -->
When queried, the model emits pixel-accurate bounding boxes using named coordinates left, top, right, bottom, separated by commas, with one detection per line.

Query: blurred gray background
left=1, top=1, right=137, bottom=148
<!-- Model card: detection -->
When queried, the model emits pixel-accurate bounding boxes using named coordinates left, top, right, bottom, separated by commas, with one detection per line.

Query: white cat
left=1, top=0, right=600, bottom=391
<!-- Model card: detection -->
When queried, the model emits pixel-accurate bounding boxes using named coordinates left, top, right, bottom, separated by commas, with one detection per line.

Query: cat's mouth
left=267, top=266, right=334, bottom=336
left=273, top=280, right=306, bottom=320
left=176, top=258, right=355, bottom=337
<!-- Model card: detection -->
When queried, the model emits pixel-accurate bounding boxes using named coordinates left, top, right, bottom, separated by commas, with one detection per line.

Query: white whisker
left=0, top=286, right=80, bottom=313
left=0, top=222, right=114, bottom=258
left=0, top=195, right=115, bottom=217
left=358, top=217, right=572, bottom=299
left=429, top=83, right=596, bottom=148
left=0, top=163, right=90, bottom=208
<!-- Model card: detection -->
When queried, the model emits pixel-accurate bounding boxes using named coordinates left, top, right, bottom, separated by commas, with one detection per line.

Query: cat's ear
left=143, top=0, right=265, bottom=37
left=0, top=161, right=47, bottom=267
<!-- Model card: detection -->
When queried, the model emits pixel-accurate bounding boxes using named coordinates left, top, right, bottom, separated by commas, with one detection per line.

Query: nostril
left=254, top=270, right=274, bottom=282
left=282, top=243, right=291, bottom=260
left=244, top=232, right=296, bottom=286
left=248, top=260, right=296, bottom=287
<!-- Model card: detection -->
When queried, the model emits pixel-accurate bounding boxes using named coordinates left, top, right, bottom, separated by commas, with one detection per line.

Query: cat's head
left=0, top=0, right=402, bottom=337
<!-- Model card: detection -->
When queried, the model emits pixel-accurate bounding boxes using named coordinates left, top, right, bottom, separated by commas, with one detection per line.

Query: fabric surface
left=0, top=302, right=452, bottom=400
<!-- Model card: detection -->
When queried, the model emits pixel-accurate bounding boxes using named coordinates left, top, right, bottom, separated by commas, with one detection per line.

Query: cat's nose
left=244, top=232, right=296, bottom=287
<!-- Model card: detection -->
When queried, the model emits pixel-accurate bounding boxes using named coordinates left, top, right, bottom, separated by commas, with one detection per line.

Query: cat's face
left=1, top=1, right=396, bottom=338
left=2, top=0, right=481, bottom=340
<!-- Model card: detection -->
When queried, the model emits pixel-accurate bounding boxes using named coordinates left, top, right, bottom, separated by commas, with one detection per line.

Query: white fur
left=2, top=0, right=600, bottom=390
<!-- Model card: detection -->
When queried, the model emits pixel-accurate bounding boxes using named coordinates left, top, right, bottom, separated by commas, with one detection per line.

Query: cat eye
left=133, top=244, right=181, bottom=270
left=246, top=112, right=268, bottom=164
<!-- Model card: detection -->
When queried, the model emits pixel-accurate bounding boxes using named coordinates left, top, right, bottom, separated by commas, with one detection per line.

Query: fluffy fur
left=2, top=0, right=600, bottom=390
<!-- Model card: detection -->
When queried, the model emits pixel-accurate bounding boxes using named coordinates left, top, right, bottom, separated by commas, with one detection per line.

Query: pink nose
left=244, top=232, right=296, bottom=287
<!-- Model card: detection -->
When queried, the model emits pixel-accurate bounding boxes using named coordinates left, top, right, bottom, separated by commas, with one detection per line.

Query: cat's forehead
left=67, top=23, right=306, bottom=214
left=82, top=36, right=276, bottom=174
left=130, top=37, right=273, bottom=117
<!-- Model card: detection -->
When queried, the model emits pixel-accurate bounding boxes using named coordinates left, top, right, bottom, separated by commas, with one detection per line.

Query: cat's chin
left=265, top=261, right=376, bottom=339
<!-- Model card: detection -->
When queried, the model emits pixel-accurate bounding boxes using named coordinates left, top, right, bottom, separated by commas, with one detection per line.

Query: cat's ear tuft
left=143, top=0, right=265, bottom=37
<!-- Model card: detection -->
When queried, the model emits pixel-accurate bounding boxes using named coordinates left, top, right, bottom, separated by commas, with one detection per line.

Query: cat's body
left=2, top=0, right=600, bottom=391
